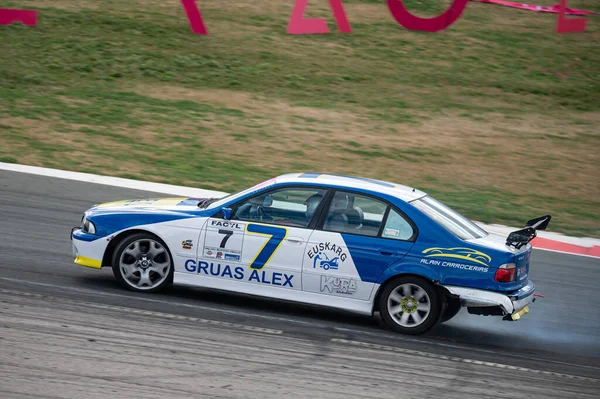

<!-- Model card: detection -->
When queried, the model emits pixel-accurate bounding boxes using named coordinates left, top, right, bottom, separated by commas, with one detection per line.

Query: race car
left=70, top=173, right=550, bottom=335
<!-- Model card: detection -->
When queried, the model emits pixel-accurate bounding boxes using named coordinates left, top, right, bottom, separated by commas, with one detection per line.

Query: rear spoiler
left=505, top=215, right=552, bottom=249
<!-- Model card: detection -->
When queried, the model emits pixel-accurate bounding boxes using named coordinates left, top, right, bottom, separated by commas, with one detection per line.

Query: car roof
left=273, top=173, right=428, bottom=202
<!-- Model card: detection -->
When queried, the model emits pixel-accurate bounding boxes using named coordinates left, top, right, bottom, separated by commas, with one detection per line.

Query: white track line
left=0, top=162, right=228, bottom=198
left=2, top=162, right=599, bottom=255
left=526, top=247, right=600, bottom=260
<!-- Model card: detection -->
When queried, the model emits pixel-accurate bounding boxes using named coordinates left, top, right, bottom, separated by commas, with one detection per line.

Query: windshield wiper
left=198, top=198, right=218, bottom=209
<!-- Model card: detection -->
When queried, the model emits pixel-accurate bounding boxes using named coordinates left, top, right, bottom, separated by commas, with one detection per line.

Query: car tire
left=378, top=275, right=441, bottom=335
left=111, top=232, right=174, bottom=293
left=440, top=297, right=462, bottom=323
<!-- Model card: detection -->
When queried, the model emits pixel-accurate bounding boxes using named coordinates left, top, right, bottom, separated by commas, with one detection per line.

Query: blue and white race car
left=71, top=173, right=550, bottom=334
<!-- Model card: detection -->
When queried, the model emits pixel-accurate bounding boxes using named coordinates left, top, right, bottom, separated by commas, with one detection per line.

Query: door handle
left=287, top=238, right=304, bottom=245
left=379, top=250, right=398, bottom=256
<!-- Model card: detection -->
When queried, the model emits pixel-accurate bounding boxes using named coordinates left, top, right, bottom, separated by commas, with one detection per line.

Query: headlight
left=81, top=213, right=96, bottom=235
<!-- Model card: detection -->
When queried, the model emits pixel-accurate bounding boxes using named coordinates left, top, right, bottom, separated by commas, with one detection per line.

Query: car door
left=197, top=186, right=329, bottom=292
left=302, top=190, right=417, bottom=300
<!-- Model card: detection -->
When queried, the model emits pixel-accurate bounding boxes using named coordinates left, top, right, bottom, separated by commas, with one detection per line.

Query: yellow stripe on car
left=74, top=255, right=102, bottom=269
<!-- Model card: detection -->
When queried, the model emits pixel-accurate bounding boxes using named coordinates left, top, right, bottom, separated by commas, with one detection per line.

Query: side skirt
left=173, top=272, right=376, bottom=316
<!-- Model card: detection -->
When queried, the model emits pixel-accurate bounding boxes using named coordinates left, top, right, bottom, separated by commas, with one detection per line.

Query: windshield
left=410, top=195, right=488, bottom=240
left=205, top=178, right=277, bottom=209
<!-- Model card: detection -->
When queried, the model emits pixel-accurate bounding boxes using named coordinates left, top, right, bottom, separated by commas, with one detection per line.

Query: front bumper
left=71, top=227, right=104, bottom=269
left=442, top=280, right=536, bottom=320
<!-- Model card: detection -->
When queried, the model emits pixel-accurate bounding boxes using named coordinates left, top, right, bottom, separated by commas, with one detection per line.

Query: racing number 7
left=246, top=224, right=288, bottom=270
left=218, top=229, right=233, bottom=248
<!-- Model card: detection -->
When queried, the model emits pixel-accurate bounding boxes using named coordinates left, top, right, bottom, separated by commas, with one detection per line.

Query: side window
left=382, top=209, right=415, bottom=241
left=323, top=191, right=387, bottom=237
left=232, top=187, right=327, bottom=228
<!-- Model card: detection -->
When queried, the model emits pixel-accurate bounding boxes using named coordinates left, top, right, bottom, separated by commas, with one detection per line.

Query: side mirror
left=221, top=207, right=232, bottom=220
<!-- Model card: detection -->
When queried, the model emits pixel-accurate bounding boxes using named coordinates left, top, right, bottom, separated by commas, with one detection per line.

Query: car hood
left=89, top=197, right=208, bottom=213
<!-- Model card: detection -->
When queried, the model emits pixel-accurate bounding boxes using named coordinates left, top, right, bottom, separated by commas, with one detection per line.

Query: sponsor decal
left=203, top=223, right=244, bottom=261
left=182, top=239, right=194, bottom=250
left=383, top=228, right=400, bottom=237
left=204, top=248, right=216, bottom=258
left=421, top=247, right=492, bottom=266
left=204, top=246, right=241, bottom=260
left=520, top=282, right=534, bottom=294
left=251, top=177, right=277, bottom=191
left=184, top=259, right=294, bottom=287
left=320, top=276, right=357, bottom=295
left=210, top=220, right=244, bottom=230
left=224, top=253, right=241, bottom=262
left=516, top=251, right=530, bottom=280
left=123, top=199, right=159, bottom=206
left=97, top=198, right=190, bottom=208
left=308, top=242, right=348, bottom=271
left=420, top=258, right=489, bottom=272
left=313, top=252, right=339, bottom=270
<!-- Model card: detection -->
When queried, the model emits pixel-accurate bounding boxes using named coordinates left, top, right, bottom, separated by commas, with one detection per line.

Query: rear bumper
left=442, top=280, right=536, bottom=319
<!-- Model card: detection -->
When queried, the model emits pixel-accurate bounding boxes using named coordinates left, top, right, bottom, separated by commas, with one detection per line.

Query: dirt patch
left=56, top=97, right=94, bottom=108
left=128, top=84, right=599, bottom=201
left=133, top=84, right=362, bottom=126
left=128, top=84, right=600, bottom=201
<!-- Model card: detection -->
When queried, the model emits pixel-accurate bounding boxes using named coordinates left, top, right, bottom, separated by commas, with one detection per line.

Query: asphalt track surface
left=1, top=170, right=599, bottom=398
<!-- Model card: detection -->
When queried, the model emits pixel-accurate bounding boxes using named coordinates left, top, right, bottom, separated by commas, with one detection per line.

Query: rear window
left=410, top=195, right=488, bottom=240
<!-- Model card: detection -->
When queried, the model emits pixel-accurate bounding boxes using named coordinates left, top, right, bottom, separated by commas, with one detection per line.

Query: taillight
left=495, top=263, right=517, bottom=283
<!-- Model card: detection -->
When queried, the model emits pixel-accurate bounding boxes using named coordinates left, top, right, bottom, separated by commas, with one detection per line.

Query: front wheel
left=111, top=233, right=173, bottom=293
left=378, top=276, right=442, bottom=335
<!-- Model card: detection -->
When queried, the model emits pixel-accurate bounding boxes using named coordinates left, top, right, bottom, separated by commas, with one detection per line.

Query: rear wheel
left=111, top=233, right=173, bottom=293
left=378, top=275, right=441, bottom=335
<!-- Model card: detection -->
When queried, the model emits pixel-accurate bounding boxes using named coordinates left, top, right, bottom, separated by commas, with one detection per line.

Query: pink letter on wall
left=556, top=0, right=586, bottom=33
left=181, top=0, right=208, bottom=35
left=287, top=0, right=352, bottom=35
left=386, top=0, right=468, bottom=32
left=0, top=9, right=37, bottom=26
